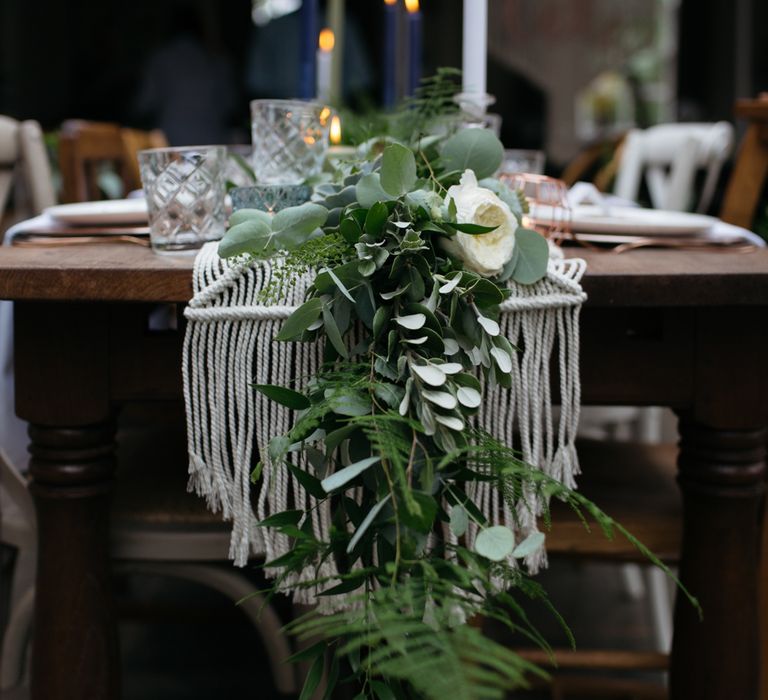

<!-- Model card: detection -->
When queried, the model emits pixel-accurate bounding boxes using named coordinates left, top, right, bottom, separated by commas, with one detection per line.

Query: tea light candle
left=316, top=28, right=334, bottom=103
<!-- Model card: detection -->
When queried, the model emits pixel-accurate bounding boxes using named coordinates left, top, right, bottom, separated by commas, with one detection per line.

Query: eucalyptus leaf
left=365, top=201, right=390, bottom=237
left=410, top=363, right=446, bottom=386
left=272, top=202, right=328, bottom=238
left=512, top=531, right=546, bottom=558
left=227, top=208, right=272, bottom=228
left=439, top=272, right=462, bottom=294
left=329, top=391, right=371, bottom=417
left=457, top=386, right=482, bottom=408
left=217, top=218, right=272, bottom=258
left=356, top=173, right=394, bottom=208
left=322, top=305, right=349, bottom=358
left=321, top=455, right=380, bottom=492
left=477, top=314, right=500, bottom=337
left=275, top=297, right=324, bottom=341
left=449, top=505, right=469, bottom=537
left=323, top=267, right=355, bottom=302
left=347, top=494, right=391, bottom=553
left=475, top=525, right=516, bottom=561
left=380, top=143, right=417, bottom=197
left=253, top=384, right=310, bottom=410
left=441, top=129, right=504, bottom=179
left=434, top=414, right=465, bottom=431
left=512, top=227, right=549, bottom=285
left=422, top=390, right=458, bottom=410
left=395, top=313, right=426, bottom=330
left=490, top=346, right=513, bottom=373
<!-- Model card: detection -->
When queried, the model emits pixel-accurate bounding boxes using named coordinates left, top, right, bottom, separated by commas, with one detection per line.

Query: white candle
left=462, top=0, right=487, bottom=98
left=316, top=28, right=334, bottom=103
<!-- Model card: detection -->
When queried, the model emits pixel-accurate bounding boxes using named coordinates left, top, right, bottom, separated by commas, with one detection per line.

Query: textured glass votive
left=230, top=184, right=311, bottom=214
left=250, top=99, right=330, bottom=185
left=138, top=145, right=227, bottom=254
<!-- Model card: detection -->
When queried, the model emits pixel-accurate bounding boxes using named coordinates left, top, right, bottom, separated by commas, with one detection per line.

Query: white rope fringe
left=183, top=242, right=587, bottom=604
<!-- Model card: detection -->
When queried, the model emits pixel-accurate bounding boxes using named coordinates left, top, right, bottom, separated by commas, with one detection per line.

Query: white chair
left=0, top=426, right=297, bottom=695
left=0, top=116, right=56, bottom=222
left=613, top=121, right=734, bottom=213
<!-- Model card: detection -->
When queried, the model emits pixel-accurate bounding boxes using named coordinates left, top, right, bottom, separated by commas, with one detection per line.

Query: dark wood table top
left=1, top=242, right=768, bottom=306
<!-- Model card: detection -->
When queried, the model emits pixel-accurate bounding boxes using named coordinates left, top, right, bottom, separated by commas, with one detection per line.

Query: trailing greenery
left=217, top=111, right=696, bottom=698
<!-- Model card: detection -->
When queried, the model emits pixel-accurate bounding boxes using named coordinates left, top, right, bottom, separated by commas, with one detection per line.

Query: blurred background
left=1, top=0, right=766, bottom=167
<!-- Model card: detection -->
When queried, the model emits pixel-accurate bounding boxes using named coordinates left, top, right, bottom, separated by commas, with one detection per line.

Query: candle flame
left=404, top=0, right=419, bottom=13
left=330, top=115, right=342, bottom=145
left=319, top=106, right=331, bottom=126
left=384, top=0, right=397, bottom=4
left=318, top=28, right=335, bottom=52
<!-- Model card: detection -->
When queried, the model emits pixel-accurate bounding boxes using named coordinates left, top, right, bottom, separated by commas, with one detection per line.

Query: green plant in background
left=217, top=111, right=694, bottom=699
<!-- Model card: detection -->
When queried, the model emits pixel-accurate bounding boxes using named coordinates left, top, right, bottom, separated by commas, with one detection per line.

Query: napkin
left=566, top=181, right=765, bottom=248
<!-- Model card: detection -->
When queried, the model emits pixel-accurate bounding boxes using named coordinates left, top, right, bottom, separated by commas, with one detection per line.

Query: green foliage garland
left=217, top=125, right=691, bottom=699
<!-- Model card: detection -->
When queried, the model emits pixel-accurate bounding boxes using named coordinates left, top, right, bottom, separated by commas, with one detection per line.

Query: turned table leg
left=14, top=302, right=121, bottom=700
left=670, top=419, right=765, bottom=700
left=28, top=421, right=120, bottom=700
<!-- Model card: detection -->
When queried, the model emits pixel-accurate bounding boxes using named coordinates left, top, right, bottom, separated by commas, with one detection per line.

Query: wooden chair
left=0, top=414, right=297, bottom=696
left=720, top=95, right=768, bottom=229
left=58, top=120, right=166, bottom=203
left=505, top=438, right=680, bottom=698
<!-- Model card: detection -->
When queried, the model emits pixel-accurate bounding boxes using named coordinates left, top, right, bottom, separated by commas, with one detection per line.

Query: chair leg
left=114, top=562, right=296, bottom=695
left=0, top=586, right=34, bottom=691
left=646, top=566, right=673, bottom=653
left=621, top=563, right=646, bottom=600
left=9, top=547, right=35, bottom=615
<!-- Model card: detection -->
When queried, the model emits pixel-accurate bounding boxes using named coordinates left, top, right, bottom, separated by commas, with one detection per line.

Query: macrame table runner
left=183, top=242, right=587, bottom=605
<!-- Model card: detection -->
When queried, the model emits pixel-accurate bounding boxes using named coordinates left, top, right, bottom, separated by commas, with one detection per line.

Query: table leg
left=28, top=420, right=120, bottom=700
left=670, top=419, right=765, bottom=700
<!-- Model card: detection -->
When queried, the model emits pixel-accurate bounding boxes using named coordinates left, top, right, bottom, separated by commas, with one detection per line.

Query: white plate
left=45, top=198, right=148, bottom=225
left=570, top=205, right=717, bottom=235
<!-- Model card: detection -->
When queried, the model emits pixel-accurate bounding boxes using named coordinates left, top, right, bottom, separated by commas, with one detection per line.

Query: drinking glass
left=138, top=145, right=227, bottom=254
left=498, top=149, right=546, bottom=176
left=250, top=99, right=330, bottom=185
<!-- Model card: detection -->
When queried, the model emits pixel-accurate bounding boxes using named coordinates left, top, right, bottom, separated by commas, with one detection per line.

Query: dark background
left=0, top=0, right=766, bottom=167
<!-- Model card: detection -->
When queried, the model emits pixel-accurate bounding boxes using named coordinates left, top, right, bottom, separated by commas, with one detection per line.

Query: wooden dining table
left=0, top=241, right=767, bottom=700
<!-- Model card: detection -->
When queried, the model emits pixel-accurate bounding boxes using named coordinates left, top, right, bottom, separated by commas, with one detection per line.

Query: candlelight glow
left=384, top=0, right=397, bottom=4
left=330, top=115, right=342, bottom=144
left=318, top=28, right=335, bottom=52
left=404, top=0, right=419, bottom=13
left=319, top=106, right=331, bottom=126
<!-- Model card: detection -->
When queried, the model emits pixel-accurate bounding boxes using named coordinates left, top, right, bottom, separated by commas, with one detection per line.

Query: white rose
left=443, top=170, right=517, bottom=277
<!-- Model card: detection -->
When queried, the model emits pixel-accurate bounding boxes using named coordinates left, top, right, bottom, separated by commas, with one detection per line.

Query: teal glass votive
left=230, top=184, right=311, bottom=214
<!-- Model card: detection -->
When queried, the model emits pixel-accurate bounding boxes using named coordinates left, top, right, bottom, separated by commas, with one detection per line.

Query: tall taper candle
left=462, top=0, right=488, bottom=102
left=316, top=28, right=334, bottom=102
left=405, top=0, right=422, bottom=96
left=328, top=0, right=345, bottom=104
left=299, top=0, right=319, bottom=98
left=382, top=0, right=398, bottom=108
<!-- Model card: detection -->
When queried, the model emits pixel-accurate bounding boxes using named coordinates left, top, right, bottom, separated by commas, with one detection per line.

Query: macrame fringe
left=183, top=242, right=586, bottom=605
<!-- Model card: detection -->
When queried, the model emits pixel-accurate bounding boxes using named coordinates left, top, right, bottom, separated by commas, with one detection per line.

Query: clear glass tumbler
left=250, top=99, right=330, bottom=185
left=138, top=145, right=227, bottom=254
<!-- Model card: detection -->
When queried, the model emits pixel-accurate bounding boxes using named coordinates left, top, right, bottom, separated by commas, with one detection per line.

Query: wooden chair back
left=58, top=120, right=167, bottom=203
left=720, top=96, right=768, bottom=228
